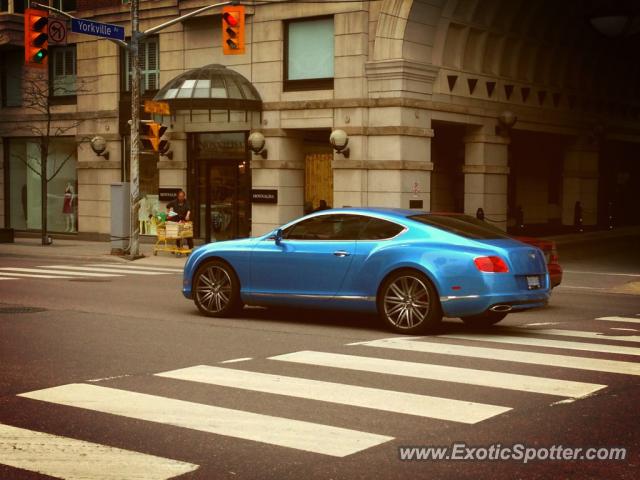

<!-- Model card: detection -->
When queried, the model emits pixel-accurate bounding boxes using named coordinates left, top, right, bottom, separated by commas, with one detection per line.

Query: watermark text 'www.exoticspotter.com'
left=398, top=443, right=627, bottom=464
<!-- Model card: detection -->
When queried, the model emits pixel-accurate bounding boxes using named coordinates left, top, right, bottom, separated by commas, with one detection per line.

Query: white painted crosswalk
left=597, top=315, right=640, bottom=324
left=436, top=332, right=640, bottom=356
left=157, top=364, right=511, bottom=423
left=5, top=311, right=640, bottom=476
left=269, top=350, right=607, bottom=398
left=0, top=423, right=199, bottom=480
left=0, top=263, right=182, bottom=282
left=19, top=383, right=393, bottom=457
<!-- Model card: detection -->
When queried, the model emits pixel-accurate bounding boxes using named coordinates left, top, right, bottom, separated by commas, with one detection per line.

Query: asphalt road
left=0, top=238, right=639, bottom=479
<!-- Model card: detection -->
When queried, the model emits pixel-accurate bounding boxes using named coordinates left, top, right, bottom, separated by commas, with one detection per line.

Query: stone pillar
left=251, top=133, right=304, bottom=236
left=562, top=137, right=599, bottom=226
left=333, top=108, right=434, bottom=210
left=463, top=130, right=510, bottom=230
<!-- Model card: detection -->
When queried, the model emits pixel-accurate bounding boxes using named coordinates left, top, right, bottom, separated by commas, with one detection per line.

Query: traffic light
left=24, top=8, right=49, bottom=67
left=139, top=121, right=168, bottom=153
left=222, top=6, right=245, bottom=55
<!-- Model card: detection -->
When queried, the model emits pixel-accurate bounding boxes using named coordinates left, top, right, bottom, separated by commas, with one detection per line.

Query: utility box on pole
left=110, top=182, right=131, bottom=254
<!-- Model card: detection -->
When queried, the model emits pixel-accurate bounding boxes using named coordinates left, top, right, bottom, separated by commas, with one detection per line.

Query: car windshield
left=408, top=214, right=511, bottom=240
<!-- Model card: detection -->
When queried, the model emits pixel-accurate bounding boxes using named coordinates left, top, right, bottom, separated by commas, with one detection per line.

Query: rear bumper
left=440, top=290, right=550, bottom=317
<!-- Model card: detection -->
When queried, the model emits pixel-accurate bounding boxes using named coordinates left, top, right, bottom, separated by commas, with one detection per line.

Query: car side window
left=284, top=215, right=367, bottom=240
left=359, top=218, right=404, bottom=240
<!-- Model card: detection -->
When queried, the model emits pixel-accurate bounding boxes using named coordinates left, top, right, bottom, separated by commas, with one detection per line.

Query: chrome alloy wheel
left=195, top=265, right=233, bottom=313
left=383, top=275, right=431, bottom=329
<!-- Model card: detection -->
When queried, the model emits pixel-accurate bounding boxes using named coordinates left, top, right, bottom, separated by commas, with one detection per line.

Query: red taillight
left=474, top=256, right=510, bottom=273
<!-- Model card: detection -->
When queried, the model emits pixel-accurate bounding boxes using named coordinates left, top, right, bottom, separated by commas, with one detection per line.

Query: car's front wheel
left=378, top=270, right=442, bottom=334
left=193, top=260, right=242, bottom=317
left=461, top=311, right=508, bottom=327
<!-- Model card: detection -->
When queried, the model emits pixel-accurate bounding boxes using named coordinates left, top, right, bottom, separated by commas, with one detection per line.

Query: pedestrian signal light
left=222, top=6, right=245, bottom=55
left=139, top=121, right=168, bottom=153
left=24, top=8, right=49, bottom=67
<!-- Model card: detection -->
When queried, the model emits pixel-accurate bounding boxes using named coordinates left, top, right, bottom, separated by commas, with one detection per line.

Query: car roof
left=325, top=207, right=425, bottom=219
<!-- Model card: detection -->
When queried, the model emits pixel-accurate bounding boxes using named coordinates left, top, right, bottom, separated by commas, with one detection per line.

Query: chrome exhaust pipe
left=490, top=304, right=512, bottom=313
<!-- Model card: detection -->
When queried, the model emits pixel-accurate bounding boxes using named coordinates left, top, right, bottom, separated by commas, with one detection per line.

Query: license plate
left=527, top=276, right=541, bottom=289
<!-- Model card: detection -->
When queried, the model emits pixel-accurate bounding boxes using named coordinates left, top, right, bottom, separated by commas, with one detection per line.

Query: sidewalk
left=0, top=237, right=188, bottom=268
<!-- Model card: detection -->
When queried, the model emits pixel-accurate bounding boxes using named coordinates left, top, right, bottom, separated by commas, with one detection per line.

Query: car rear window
left=408, top=214, right=511, bottom=240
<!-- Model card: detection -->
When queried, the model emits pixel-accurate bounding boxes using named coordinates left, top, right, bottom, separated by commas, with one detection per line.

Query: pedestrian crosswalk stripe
left=351, top=337, right=640, bottom=376
left=19, top=383, right=393, bottom=457
left=157, top=365, right=511, bottom=423
left=0, top=268, right=121, bottom=278
left=517, top=328, right=640, bottom=344
left=269, top=351, right=607, bottom=399
left=597, top=316, right=640, bottom=325
left=0, top=273, right=75, bottom=279
left=0, top=423, right=199, bottom=480
left=88, top=264, right=183, bottom=273
left=437, top=332, right=640, bottom=356
left=41, top=265, right=166, bottom=275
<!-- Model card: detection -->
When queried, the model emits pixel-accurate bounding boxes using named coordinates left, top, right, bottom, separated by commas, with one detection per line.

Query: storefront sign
left=195, top=132, right=246, bottom=159
left=251, top=189, right=278, bottom=204
left=159, top=188, right=182, bottom=203
left=144, top=100, right=171, bottom=115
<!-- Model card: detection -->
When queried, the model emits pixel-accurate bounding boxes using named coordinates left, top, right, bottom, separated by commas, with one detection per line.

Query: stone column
left=251, top=132, right=304, bottom=236
left=463, top=130, right=510, bottom=230
left=562, top=137, right=599, bottom=226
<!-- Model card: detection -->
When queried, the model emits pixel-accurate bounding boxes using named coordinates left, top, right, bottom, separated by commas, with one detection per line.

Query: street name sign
left=71, top=18, right=125, bottom=41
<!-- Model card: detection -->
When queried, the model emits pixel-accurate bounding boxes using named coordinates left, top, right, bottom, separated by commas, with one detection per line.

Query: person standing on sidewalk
left=166, top=190, right=194, bottom=250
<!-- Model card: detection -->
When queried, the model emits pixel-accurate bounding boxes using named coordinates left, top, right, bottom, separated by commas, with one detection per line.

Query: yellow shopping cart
left=153, top=221, right=193, bottom=256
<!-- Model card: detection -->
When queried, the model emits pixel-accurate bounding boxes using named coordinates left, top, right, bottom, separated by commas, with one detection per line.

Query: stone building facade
left=1, top=0, right=639, bottom=241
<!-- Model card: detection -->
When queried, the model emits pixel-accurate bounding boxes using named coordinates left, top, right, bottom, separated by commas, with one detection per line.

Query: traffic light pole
left=129, top=0, right=142, bottom=258
left=34, top=0, right=236, bottom=259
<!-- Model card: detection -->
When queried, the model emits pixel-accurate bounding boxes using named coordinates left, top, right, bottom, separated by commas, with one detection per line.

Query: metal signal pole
left=129, top=0, right=141, bottom=259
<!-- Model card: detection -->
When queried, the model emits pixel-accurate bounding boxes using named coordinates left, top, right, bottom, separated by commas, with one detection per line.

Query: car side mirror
left=274, top=228, right=283, bottom=245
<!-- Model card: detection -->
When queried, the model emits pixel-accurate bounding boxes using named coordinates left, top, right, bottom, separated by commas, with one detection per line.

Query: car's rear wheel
left=193, top=260, right=242, bottom=317
left=378, top=270, right=442, bottom=334
left=461, top=311, right=508, bottom=327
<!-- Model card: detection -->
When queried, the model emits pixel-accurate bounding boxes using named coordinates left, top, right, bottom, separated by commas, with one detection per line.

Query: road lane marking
left=19, top=383, right=393, bottom=457
left=157, top=365, right=511, bottom=423
left=41, top=265, right=166, bottom=275
left=269, top=351, right=606, bottom=399
left=0, top=272, right=75, bottom=280
left=437, top=333, right=640, bottom=356
left=0, top=273, right=75, bottom=279
left=88, top=264, right=183, bottom=273
left=219, top=357, right=253, bottom=364
left=351, top=337, right=640, bottom=376
left=515, top=328, right=640, bottom=344
left=0, top=268, right=120, bottom=277
left=563, top=270, right=640, bottom=277
left=0, top=423, right=198, bottom=480
left=597, top=316, right=640, bottom=325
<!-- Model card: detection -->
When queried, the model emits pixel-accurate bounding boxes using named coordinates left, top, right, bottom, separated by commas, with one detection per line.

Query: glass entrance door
left=191, top=132, right=251, bottom=243
left=197, top=159, right=251, bottom=243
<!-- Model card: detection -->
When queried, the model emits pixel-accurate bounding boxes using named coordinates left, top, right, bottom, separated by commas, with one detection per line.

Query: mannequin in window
left=63, top=183, right=75, bottom=232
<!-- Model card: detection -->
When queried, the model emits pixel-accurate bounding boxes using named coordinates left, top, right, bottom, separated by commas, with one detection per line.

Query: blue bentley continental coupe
left=182, top=208, right=550, bottom=334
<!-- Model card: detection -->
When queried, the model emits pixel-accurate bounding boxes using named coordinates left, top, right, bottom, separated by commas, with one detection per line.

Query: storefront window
left=121, top=135, right=160, bottom=235
left=7, top=137, right=77, bottom=232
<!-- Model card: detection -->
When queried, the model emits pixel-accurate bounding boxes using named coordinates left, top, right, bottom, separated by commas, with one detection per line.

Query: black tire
left=461, top=311, right=508, bottom=327
left=193, top=259, right=242, bottom=317
left=377, top=269, right=442, bottom=334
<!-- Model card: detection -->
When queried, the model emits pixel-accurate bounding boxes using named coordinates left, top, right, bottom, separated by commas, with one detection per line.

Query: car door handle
left=334, top=250, right=351, bottom=257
